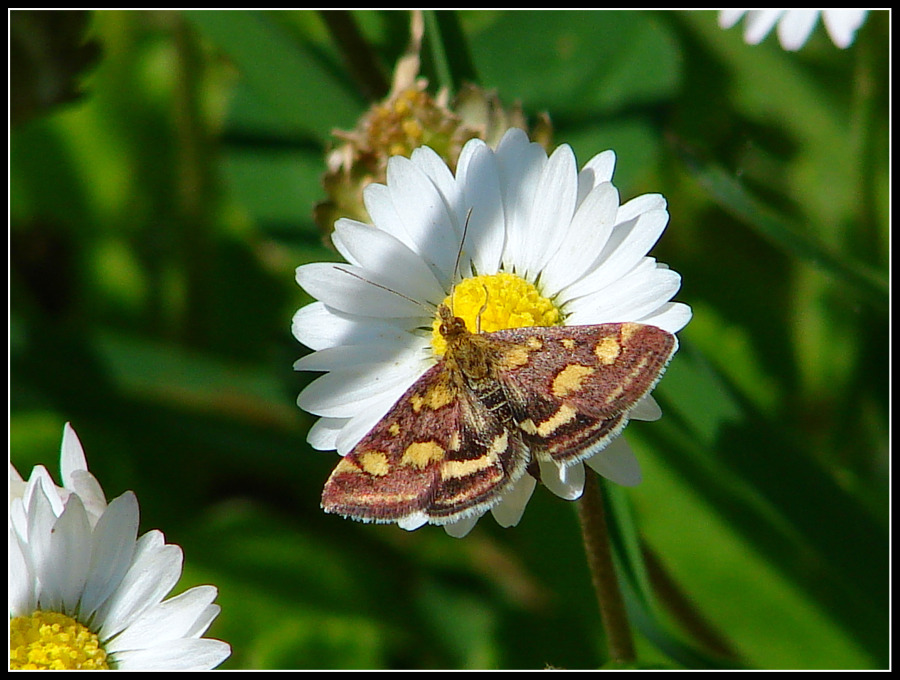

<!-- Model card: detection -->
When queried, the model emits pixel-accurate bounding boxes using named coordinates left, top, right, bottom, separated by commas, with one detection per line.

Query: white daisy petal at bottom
left=541, top=460, right=586, bottom=501
left=490, top=474, right=538, bottom=528
left=585, top=437, right=643, bottom=488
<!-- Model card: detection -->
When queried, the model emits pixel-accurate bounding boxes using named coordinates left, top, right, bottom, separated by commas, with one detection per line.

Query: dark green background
left=10, top=10, right=888, bottom=669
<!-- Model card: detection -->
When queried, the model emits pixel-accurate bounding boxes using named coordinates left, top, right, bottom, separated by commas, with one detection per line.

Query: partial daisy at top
left=719, top=10, right=868, bottom=51
left=9, top=423, right=231, bottom=670
left=294, top=128, right=691, bottom=537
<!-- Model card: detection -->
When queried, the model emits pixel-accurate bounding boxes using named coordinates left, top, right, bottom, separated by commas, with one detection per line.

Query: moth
left=321, top=302, right=677, bottom=528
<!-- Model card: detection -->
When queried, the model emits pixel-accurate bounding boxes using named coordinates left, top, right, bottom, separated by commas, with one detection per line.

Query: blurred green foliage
left=10, top=10, right=888, bottom=670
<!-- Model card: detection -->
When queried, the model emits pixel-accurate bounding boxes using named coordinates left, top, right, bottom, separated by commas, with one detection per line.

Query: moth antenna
left=333, top=266, right=432, bottom=312
left=476, top=284, right=490, bottom=334
left=448, top=207, right=475, bottom=319
left=452, top=208, right=474, bottom=284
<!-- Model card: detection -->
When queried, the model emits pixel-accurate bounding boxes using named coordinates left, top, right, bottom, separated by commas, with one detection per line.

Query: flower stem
left=576, top=472, right=636, bottom=665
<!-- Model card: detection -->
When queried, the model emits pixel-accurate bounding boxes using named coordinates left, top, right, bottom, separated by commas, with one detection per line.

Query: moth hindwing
left=321, top=305, right=677, bottom=527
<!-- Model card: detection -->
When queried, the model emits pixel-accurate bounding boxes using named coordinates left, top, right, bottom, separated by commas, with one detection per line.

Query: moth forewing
left=485, top=321, right=677, bottom=467
left=320, top=342, right=530, bottom=526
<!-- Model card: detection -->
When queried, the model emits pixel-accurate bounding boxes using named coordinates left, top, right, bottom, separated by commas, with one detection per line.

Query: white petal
left=112, top=638, right=231, bottom=670
left=776, top=10, right=819, bottom=51
left=363, top=182, right=418, bottom=254
left=577, top=150, right=616, bottom=201
left=522, top=144, right=578, bottom=276
left=294, top=340, right=423, bottom=373
left=66, top=470, right=107, bottom=526
left=97, top=531, right=183, bottom=640
left=26, top=481, right=59, bottom=607
left=182, top=603, right=222, bottom=639
left=106, top=585, right=220, bottom=652
left=743, top=10, right=784, bottom=45
left=638, top=301, right=693, bottom=335
left=565, top=263, right=681, bottom=325
left=539, top=182, right=619, bottom=294
left=456, top=139, right=505, bottom=276
left=628, top=394, right=662, bottom=422
left=46, top=494, right=92, bottom=615
left=398, top=512, right=429, bottom=531
left=295, top=262, right=426, bottom=318
left=617, top=192, right=666, bottom=223
left=332, top=219, right=445, bottom=305
left=60, top=423, right=88, bottom=485
left=410, top=145, right=458, bottom=207
left=559, top=206, right=668, bottom=304
left=490, top=474, right=537, bottom=527
left=10, top=461, right=24, bottom=484
left=9, top=528, right=35, bottom=617
left=718, top=9, right=746, bottom=29
left=292, top=302, right=413, bottom=352
left=25, top=465, right=65, bottom=518
left=540, top=460, right=585, bottom=501
left=584, top=437, right=642, bottom=487
left=496, top=128, right=547, bottom=272
left=306, top=416, right=345, bottom=451
left=297, top=353, right=429, bottom=417
left=822, top=10, right=867, bottom=48
left=386, top=155, right=462, bottom=285
left=79, top=492, right=139, bottom=619
left=442, top=514, right=480, bottom=538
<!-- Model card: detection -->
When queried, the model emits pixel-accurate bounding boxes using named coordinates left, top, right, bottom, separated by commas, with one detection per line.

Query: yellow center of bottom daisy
left=9, top=611, right=110, bottom=670
left=431, top=272, right=561, bottom=355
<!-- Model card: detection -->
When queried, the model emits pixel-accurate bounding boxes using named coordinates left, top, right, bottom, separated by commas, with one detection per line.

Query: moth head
left=438, top=304, right=469, bottom=342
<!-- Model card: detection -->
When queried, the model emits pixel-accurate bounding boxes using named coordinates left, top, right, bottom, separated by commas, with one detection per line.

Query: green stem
left=576, top=473, right=636, bottom=665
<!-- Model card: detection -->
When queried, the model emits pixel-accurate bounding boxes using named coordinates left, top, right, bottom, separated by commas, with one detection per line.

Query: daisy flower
left=718, top=10, right=868, bottom=51
left=9, top=423, right=231, bottom=670
left=294, top=128, right=690, bottom=537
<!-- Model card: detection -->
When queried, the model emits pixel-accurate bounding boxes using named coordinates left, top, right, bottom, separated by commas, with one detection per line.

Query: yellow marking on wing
left=332, top=457, right=361, bottom=475
left=526, top=336, right=543, bottom=350
left=488, top=430, right=509, bottom=457
left=619, top=322, right=641, bottom=343
left=388, top=422, right=401, bottom=436
left=410, top=394, right=424, bottom=412
left=594, top=336, right=621, bottom=364
left=520, top=404, right=577, bottom=437
left=552, top=364, right=595, bottom=397
left=358, top=451, right=391, bottom=476
left=561, top=338, right=576, bottom=350
left=499, top=345, right=531, bottom=370
left=412, top=381, right=456, bottom=413
left=401, top=441, right=445, bottom=469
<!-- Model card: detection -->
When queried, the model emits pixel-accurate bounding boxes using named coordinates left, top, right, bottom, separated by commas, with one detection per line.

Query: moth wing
left=321, top=363, right=528, bottom=526
left=489, top=323, right=676, bottom=466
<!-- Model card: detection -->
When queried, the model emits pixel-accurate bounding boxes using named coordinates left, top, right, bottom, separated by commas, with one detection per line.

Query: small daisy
left=719, top=10, right=868, bottom=51
left=9, top=423, right=231, bottom=670
left=294, top=128, right=690, bottom=537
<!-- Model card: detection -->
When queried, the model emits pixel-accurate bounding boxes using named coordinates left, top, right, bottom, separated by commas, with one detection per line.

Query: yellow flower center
left=431, top=272, right=561, bottom=355
left=9, top=611, right=110, bottom=670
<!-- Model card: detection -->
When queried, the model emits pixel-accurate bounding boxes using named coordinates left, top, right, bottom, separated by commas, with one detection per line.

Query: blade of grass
left=421, top=10, right=478, bottom=95
left=604, top=480, right=745, bottom=669
left=680, top=148, right=887, bottom=311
